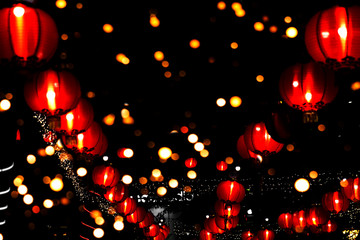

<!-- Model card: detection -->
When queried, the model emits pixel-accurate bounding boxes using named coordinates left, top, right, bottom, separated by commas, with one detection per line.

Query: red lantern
left=92, top=165, right=120, bottom=189
left=292, top=210, right=307, bottom=231
left=322, top=219, right=337, bottom=233
left=243, top=122, right=284, bottom=158
left=138, top=212, right=154, bottom=228
left=216, top=161, right=228, bottom=171
left=204, top=217, right=225, bottom=234
left=236, top=134, right=260, bottom=160
left=215, top=215, right=239, bottom=231
left=24, top=69, right=81, bottom=118
left=322, top=191, right=350, bottom=213
left=306, top=206, right=329, bottom=227
left=0, top=3, right=59, bottom=67
left=305, top=5, right=360, bottom=69
left=55, top=98, right=94, bottom=136
left=126, top=206, right=146, bottom=224
left=160, top=225, right=170, bottom=239
left=199, top=229, right=216, bottom=240
left=241, top=230, right=255, bottom=240
left=277, top=212, right=293, bottom=229
left=144, top=224, right=160, bottom=237
left=185, top=157, right=197, bottom=168
left=257, top=229, right=275, bottom=240
left=279, top=62, right=338, bottom=122
left=116, top=197, right=137, bottom=216
left=214, top=200, right=241, bottom=218
left=216, top=180, right=246, bottom=203
left=341, top=177, right=360, bottom=202
left=104, top=182, right=128, bottom=203
left=152, top=232, right=165, bottom=240
left=64, top=121, right=108, bottom=157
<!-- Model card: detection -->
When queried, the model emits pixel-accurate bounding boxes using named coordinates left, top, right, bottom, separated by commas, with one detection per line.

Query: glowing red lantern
left=104, top=182, right=128, bottom=203
left=305, top=5, right=360, bottom=69
left=64, top=121, right=108, bottom=157
left=144, top=224, right=160, bottom=237
left=204, top=217, right=225, bottom=234
left=0, top=3, right=59, bottom=67
left=341, top=177, right=360, bottom=202
left=306, top=206, right=329, bottom=227
left=241, top=230, right=255, bottom=240
left=215, top=215, right=239, bottom=231
left=55, top=98, right=94, bottom=136
left=216, top=161, right=228, bottom=171
left=322, top=191, right=350, bottom=213
left=115, top=197, right=137, bottom=216
left=257, top=229, right=275, bottom=240
left=292, top=210, right=307, bottom=231
left=243, top=122, right=284, bottom=159
left=92, top=165, right=120, bottom=189
left=322, top=219, right=337, bottom=233
left=126, top=206, right=146, bottom=224
left=216, top=180, right=246, bottom=203
left=237, top=134, right=260, bottom=160
left=199, top=229, right=216, bottom=240
left=24, top=69, right=81, bottom=118
left=185, top=158, right=197, bottom=168
left=152, top=232, right=165, bottom=240
left=279, top=62, right=338, bottom=122
left=214, top=200, right=241, bottom=218
left=277, top=212, right=293, bottom=229
left=138, top=212, right=154, bottom=228
left=160, top=225, right=170, bottom=239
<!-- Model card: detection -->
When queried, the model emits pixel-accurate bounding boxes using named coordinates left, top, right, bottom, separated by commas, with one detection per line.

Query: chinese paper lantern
left=138, top=212, right=154, bottom=228
left=292, top=210, right=307, bottom=232
left=199, top=229, right=216, bottom=240
left=215, top=215, right=239, bottom=231
left=204, top=217, right=225, bottom=234
left=241, top=230, right=254, bottom=240
left=322, top=191, right=350, bottom=213
left=0, top=3, right=59, bottom=67
left=152, top=232, right=165, bottom=240
left=116, top=197, right=137, bottom=216
left=277, top=212, right=293, bottom=229
left=216, top=161, right=228, bottom=171
left=104, top=182, right=128, bottom=203
left=236, top=134, right=261, bottom=161
left=55, top=98, right=94, bottom=136
left=257, top=229, right=275, bottom=240
left=216, top=180, right=246, bottom=203
left=243, top=122, right=284, bottom=158
left=306, top=206, right=329, bottom=227
left=92, top=165, right=120, bottom=189
left=341, top=177, right=360, bottom=202
left=214, top=200, right=241, bottom=218
left=126, top=206, right=146, bottom=224
left=322, top=219, right=337, bottom=233
left=305, top=5, right=360, bottom=69
left=24, top=69, right=81, bottom=119
left=144, top=224, right=160, bottom=237
left=185, top=157, right=197, bottom=168
left=279, top=62, right=338, bottom=122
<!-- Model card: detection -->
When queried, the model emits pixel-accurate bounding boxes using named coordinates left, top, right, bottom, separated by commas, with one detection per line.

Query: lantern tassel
left=303, top=111, right=318, bottom=123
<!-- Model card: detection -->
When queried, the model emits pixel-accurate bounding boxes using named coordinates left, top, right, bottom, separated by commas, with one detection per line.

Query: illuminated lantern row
left=0, top=3, right=59, bottom=67
left=305, top=5, right=360, bottom=69
left=341, top=177, right=360, bottom=202
left=243, top=122, right=284, bottom=159
left=240, top=229, right=274, bottom=240
left=279, top=62, right=338, bottom=123
left=104, top=182, right=129, bottom=203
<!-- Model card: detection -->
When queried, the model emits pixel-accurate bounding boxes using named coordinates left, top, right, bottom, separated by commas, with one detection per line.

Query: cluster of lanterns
left=91, top=165, right=170, bottom=239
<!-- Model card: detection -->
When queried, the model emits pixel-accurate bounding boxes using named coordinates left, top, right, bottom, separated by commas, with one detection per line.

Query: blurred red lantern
left=185, top=158, right=197, bottom=168
left=322, top=219, right=337, bottom=233
left=306, top=206, right=329, bottom=227
left=216, top=161, right=228, bottom=171
left=64, top=121, right=108, bottom=157
left=341, top=177, right=360, bottom=202
left=24, top=69, right=81, bottom=119
left=214, top=200, right=241, bottom=218
left=215, top=215, right=239, bottom=231
left=257, top=229, right=275, bottom=240
left=116, top=197, right=137, bottom=216
left=104, top=182, right=128, bottom=203
left=278, top=212, right=293, bottom=229
left=243, top=122, right=284, bottom=159
left=322, top=191, right=350, bottom=213
left=237, top=134, right=261, bottom=160
left=217, top=180, right=246, bottom=203
left=204, top=217, right=225, bottom=234
left=92, top=165, right=120, bottom=189
left=305, top=5, right=360, bottom=69
left=138, top=212, right=154, bottom=228
left=160, top=225, right=170, bottom=239
left=126, top=206, right=146, bottom=224
left=144, top=224, right=160, bottom=238
left=279, top=62, right=338, bottom=122
left=199, top=229, right=216, bottom=240
left=0, top=3, right=59, bottom=67
left=152, top=232, right=165, bottom=240
left=55, top=98, right=94, bottom=136
left=241, top=230, right=254, bottom=240
left=292, top=210, right=307, bottom=230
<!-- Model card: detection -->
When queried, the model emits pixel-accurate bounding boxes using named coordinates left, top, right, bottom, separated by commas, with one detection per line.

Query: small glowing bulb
left=77, top=167, right=87, bottom=177
left=286, top=27, right=298, bottom=38
left=338, top=25, right=348, bottom=40
left=294, top=178, right=310, bottom=192
left=93, top=228, right=104, bottom=238
left=305, top=92, right=312, bottom=102
left=50, top=178, right=64, bottom=192
left=0, top=99, right=11, bottom=111
left=293, top=80, right=299, bottom=87
left=13, top=6, right=25, bottom=17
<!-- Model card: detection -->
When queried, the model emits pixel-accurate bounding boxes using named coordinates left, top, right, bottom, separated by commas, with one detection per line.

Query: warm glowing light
left=45, top=146, right=55, bottom=156
left=93, top=228, right=104, bottom=238
left=189, top=39, right=200, bottom=49
left=121, top=108, right=130, bottom=118
left=0, top=99, right=11, bottom=111
left=351, top=81, right=360, bottom=91
left=294, top=178, right=310, bottom=192
left=217, top=1, right=226, bottom=10
left=164, top=71, right=172, bottom=78
left=87, top=91, right=96, bottom=98
left=123, top=148, right=134, bottom=158
left=284, top=16, right=292, bottom=23
left=77, top=167, right=87, bottom=177
left=230, top=96, right=242, bottom=107
left=292, top=80, right=299, bottom=87
left=113, top=220, right=124, bottom=231
left=122, top=175, right=133, bottom=184
left=309, top=171, right=318, bottom=179
left=286, top=27, right=298, bottom=38
left=256, top=75, right=264, bottom=82
left=139, top=177, right=148, bottom=185
left=103, top=113, right=115, bottom=125
left=234, top=9, right=246, bottom=17
left=286, top=144, right=295, bottom=151
left=188, top=133, right=198, bottom=143
left=318, top=124, right=326, bottom=132
left=26, top=154, right=36, bottom=164
left=13, top=6, right=25, bottom=17
left=187, top=170, right=197, bottom=179
left=305, top=92, right=312, bottom=102
left=230, top=42, right=238, bottom=49
left=231, top=2, right=242, bottom=11
left=194, top=142, right=205, bottom=151
left=95, top=216, right=105, bottom=225
left=169, top=179, right=179, bottom=188
left=56, top=0, right=67, bottom=9
left=154, top=51, right=164, bottom=61
left=321, top=31, right=330, bottom=38
left=150, top=14, right=160, bottom=27
left=157, top=186, right=167, bottom=196
left=13, top=175, right=24, bottom=187
left=254, top=22, right=264, bottom=31
left=200, top=149, right=209, bottom=158
left=340, top=179, right=349, bottom=188
left=338, top=25, right=348, bottom=40
left=43, top=176, right=51, bottom=184
left=32, top=205, right=40, bottom=214
left=216, top=98, right=226, bottom=107
left=43, top=199, right=54, bottom=208
left=162, top=60, right=169, bottom=68
left=18, top=185, right=28, bottom=195
left=116, top=53, right=130, bottom=65
left=158, top=147, right=172, bottom=160
left=46, top=87, right=56, bottom=111
left=50, top=178, right=64, bottom=192
left=77, top=134, right=84, bottom=150
left=269, top=25, right=278, bottom=33
left=103, top=23, right=114, bottom=33
left=225, top=157, right=234, bottom=164
left=23, top=194, right=34, bottom=205
left=152, top=169, right=162, bottom=178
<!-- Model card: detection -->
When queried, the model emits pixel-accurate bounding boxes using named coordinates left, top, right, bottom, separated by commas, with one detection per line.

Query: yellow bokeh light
left=123, top=148, right=134, bottom=158
left=13, top=6, right=25, bottom=17
left=114, top=220, right=124, bottom=231
left=309, top=171, right=318, bottom=179
left=164, top=71, right=172, bottom=78
left=171, top=153, right=180, bottom=160
left=169, top=179, right=179, bottom=188
left=61, top=34, right=68, bottom=41
left=235, top=9, right=246, bottom=17
left=50, top=178, right=64, bottom=192
left=158, top=147, right=172, bottom=160
left=55, top=0, right=67, bottom=9
left=231, top=2, right=242, bottom=11
left=286, top=144, right=295, bottom=151
left=200, top=149, right=209, bottom=158
left=103, top=23, right=114, bottom=33
left=122, top=175, right=133, bottom=185
left=256, top=75, right=264, bottom=82
left=217, top=1, right=226, bottom=10
left=121, top=108, right=130, bottom=118
left=286, top=27, right=298, bottom=38
left=188, top=133, right=198, bottom=143
left=5, top=93, right=13, bottom=100
left=269, top=25, right=278, bottom=33
left=340, top=178, right=349, bottom=188
left=225, top=157, right=234, bottom=164
left=139, top=177, right=148, bottom=185
left=76, top=3, right=83, bottom=9
left=162, top=60, right=169, bottom=68
left=351, top=81, right=360, bottom=91
left=45, top=146, right=55, bottom=156
left=152, top=169, right=162, bottom=178
left=0, top=99, right=11, bottom=111
left=95, top=216, right=105, bottom=226
left=87, top=91, right=96, bottom=98
left=194, top=142, right=205, bottom=151
left=18, top=184, right=28, bottom=195
left=43, top=176, right=51, bottom=184
left=150, top=14, right=160, bottom=27
left=116, top=53, right=130, bottom=65
left=230, top=42, right=238, bottom=49
left=254, top=22, right=265, bottom=31
left=157, top=186, right=167, bottom=196
left=23, top=194, right=34, bottom=205
left=216, top=98, right=226, bottom=107
left=77, top=167, right=87, bottom=177
left=189, top=39, right=200, bottom=49
left=294, top=178, right=310, bottom=192
left=13, top=175, right=24, bottom=187
left=230, top=96, right=242, bottom=107
left=27, top=154, right=36, bottom=164
left=93, top=228, right=105, bottom=238
left=284, top=16, right=292, bottom=23
left=318, top=124, right=326, bottom=132
left=187, top=170, right=197, bottom=179
left=103, top=113, right=115, bottom=125
left=43, top=199, right=54, bottom=208
left=154, top=51, right=164, bottom=61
